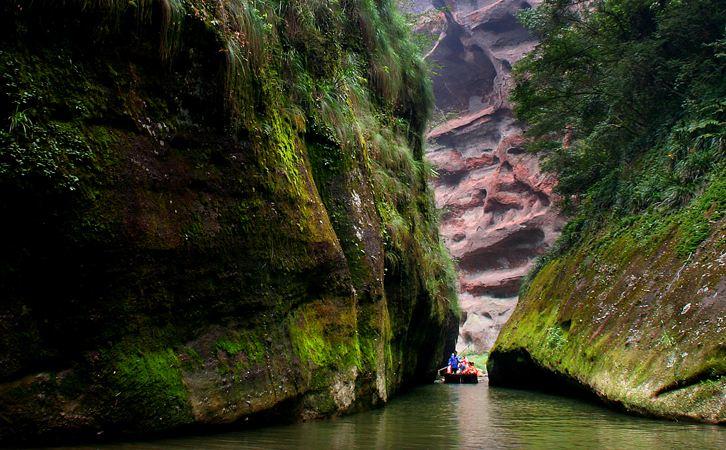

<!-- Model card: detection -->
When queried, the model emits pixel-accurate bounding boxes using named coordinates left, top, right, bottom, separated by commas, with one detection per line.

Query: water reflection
left=67, top=382, right=724, bottom=449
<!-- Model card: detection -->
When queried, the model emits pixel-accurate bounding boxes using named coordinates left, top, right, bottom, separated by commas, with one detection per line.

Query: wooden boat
left=443, top=372, right=479, bottom=384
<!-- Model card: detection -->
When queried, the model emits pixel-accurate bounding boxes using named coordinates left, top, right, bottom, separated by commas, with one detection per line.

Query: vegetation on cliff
left=489, top=0, right=725, bottom=423
left=0, top=0, right=457, bottom=443
left=513, top=0, right=724, bottom=257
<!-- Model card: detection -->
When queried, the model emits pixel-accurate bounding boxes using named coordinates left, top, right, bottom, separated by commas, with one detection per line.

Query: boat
left=443, top=372, right=479, bottom=384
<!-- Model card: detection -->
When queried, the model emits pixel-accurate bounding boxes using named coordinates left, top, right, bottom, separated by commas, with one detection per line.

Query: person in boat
left=463, top=361, right=481, bottom=376
left=462, top=361, right=476, bottom=375
left=448, top=351, right=459, bottom=374
left=459, top=355, right=468, bottom=373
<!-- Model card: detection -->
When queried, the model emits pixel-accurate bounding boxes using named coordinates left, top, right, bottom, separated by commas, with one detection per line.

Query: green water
left=74, top=383, right=724, bottom=449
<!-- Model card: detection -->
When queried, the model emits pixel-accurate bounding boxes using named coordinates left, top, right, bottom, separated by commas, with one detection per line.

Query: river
left=67, top=381, right=724, bottom=449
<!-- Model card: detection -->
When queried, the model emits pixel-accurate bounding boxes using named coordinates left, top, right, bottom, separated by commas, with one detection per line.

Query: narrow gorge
left=414, top=0, right=724, bottom=424
left=413, top=0, right=564, bottom=353
left=0, top=0, right=724, bottom=446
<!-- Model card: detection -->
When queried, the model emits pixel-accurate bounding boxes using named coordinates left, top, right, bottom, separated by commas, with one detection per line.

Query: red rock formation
left=413, top=0, right=565, bottom=352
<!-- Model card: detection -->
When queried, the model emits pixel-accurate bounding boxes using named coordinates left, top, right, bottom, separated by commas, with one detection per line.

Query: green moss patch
left=491, top=183, right=726, bottom=422
left=288, top=298, right=362, bottom=375
left=112, top=349, right=193, bottom=430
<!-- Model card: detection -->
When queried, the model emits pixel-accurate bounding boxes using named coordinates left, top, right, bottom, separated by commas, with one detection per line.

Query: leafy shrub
left=513, top=0, right=725, bottom=273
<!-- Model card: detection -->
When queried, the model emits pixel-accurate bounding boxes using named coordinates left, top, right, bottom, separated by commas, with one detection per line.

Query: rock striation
left=415, top=0, right=564, bottom=352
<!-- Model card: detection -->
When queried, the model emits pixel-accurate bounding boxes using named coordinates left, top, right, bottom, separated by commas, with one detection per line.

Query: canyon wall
left=0, top=1, right=457, bottom=444
left=485, top=0, right=725, bottom=423
left=414, top=0, right=564, bottom=352
left=488, top=188, right=726, bottom=423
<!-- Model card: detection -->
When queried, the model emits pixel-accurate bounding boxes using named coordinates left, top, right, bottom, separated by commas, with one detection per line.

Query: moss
left=545, top=326, right=568, bottom=351
left=178, top=346, right=204, bottom=371
left=111, top=349, right=193, bottom=430
left=674, top=173, right=726, bottom=257
left=288, top=298, right=362, bottom=375
left=215, top=330, right=266, bottom=366
left=0, top=0, right=458, bottom=442
left=490, top=179, right=726, bottom=423
left=356, top=299, right=393, bottom=374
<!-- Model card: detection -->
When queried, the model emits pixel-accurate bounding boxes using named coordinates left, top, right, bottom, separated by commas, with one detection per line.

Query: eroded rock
left=415, top=0, right=564, bottom=352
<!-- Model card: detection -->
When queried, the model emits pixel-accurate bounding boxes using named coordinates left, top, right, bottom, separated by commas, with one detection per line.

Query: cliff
left=415, top=0, right=563, bottom=352
left=488, top=182, right=725, bottom=423
left=0, top=0, right=458, bottom=444
left=487, top=0, right=725, bottom=423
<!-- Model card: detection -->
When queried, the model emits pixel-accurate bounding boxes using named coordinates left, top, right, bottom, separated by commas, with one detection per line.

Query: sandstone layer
left=416, top=0, right=564, bottom=352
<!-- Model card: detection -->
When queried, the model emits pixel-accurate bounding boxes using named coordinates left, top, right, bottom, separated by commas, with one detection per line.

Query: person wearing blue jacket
left=448, top=351, right=459, bottom=373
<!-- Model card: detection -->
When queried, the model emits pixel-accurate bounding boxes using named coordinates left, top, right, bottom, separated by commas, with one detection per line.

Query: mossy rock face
left=488, top=179, right=726, bottom=423
left=0, top=0, right=458, bottom=444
